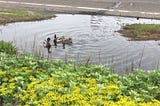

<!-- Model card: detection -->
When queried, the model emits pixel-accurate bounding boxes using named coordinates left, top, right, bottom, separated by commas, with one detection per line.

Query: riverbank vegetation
left=0, top=40, right=16, bottom=54
left=0, top=40, right=160, bottom=105
left=119, top=24, right=160, bottom=40
left=0, top=9, right=54, bottom=24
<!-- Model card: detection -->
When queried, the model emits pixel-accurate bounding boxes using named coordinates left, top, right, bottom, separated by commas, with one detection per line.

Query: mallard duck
left=64, top=38, right=72, bottom=45
left=53, top=34, right=57, bottom=47
left=56, top=36, right=65, bottom=43
left=43, top=37, right=51, bottom=53
left=61, top=37, right=72, bottom=49
left=53, top=35, right=73, bottom=49
left=56, top=36, right=72, bottom=44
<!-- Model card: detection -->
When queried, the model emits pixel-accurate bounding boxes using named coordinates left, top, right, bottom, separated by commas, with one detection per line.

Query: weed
left=0, top=40, right=17, bottom=54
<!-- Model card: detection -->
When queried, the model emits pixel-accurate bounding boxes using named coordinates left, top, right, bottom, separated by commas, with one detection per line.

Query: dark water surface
left=1, top=14, right=160, bottom=74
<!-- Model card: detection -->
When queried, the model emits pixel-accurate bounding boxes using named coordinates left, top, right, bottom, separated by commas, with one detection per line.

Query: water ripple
left=1, top=14, right=160, bottom=74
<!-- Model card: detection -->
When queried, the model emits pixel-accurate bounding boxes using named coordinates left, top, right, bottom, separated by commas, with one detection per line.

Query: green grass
left=119, top=24, right=160, bottom=40
left=0, top=9, right=54, bottom=24
left=0, top=40, right=17, bottom=55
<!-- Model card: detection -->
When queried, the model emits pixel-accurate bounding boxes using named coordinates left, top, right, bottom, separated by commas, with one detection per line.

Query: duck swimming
left=55, top=36, right=72, bottom=45
left=56, top=36, right=65, bottom=43
left=52, top=34, right=73, bottom=49
left=64, top=38, right=72, bottom=45
left=43, top=37, right=51, bottom=53
left=53, top=34, right=57, bottom=48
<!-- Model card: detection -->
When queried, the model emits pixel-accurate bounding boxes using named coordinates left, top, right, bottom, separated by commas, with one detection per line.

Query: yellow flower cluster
left=0, top=67, right=159, bottom=106
left=0, top=70, right=6, bottom=76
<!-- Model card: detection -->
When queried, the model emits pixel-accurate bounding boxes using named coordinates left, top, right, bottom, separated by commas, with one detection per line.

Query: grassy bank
left=0, top=40, right=16, bottom=55
left=0, top=40, right=160, bottom=105
left=0, top=9, right=54, bottom=24
left=119, top=24, right=160, bottom=40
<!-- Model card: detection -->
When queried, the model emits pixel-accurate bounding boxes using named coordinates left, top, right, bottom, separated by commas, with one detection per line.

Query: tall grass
left=0, top=40, right=17, bottom=54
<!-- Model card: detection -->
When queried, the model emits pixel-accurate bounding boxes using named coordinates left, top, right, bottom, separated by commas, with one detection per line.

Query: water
left=1, top=14, right=160, bottom=74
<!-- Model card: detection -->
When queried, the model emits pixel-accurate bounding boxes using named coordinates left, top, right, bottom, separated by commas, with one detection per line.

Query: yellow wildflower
left=0, top=70, right=6, bottom=76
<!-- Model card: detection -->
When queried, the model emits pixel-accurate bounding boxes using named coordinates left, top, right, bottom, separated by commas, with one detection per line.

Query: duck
left=56, top=36, right=65, bottom=43
left=63, top=38, right=72, bottom=45
left=53, top=35, right=73, bottom=49
left=53, top=34, right=58, bottom=47
left=55, top=36, right=72, bottom=45
left=43, top=37, right=51, bottom=53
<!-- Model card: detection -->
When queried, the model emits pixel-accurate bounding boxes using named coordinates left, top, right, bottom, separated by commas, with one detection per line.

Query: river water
left=1, top=14, right=160, bottom=74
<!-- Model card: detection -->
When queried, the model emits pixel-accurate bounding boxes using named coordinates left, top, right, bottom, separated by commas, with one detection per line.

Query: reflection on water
left=0, top=14, right=160, bottom=74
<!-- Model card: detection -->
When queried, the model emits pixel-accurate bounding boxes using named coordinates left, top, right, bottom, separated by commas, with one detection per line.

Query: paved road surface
left=0, top=0, right=160, bottom=19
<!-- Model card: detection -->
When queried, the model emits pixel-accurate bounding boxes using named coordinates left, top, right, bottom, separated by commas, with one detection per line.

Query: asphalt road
left=0, top=0, right=160, bottom=19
